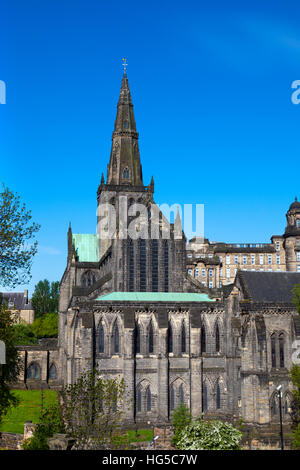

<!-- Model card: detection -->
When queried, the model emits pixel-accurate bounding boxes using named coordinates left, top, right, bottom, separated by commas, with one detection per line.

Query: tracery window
left=139, top=239, right=146, bottom=291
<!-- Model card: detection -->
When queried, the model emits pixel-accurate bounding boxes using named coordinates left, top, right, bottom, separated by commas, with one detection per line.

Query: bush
left=30, top=312, right=58, bottom=338
left=22, top=403, right=64, bottom=450
left=171, top=403, right=191, bottom=447
left=176, top=418, right=243, bottom=450
left=13, top=323, right=38, bottom=345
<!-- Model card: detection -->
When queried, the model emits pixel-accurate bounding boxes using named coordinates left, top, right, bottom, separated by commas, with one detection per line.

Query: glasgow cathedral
left=16, top=71, right=300, bottom=434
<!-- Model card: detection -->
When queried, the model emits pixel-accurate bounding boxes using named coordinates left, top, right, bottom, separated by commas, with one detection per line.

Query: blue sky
left=1, top=0, right=300, bottom=294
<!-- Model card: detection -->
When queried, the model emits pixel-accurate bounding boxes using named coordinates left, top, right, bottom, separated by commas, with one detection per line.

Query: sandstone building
left=15, top=72, right=300, bottom=434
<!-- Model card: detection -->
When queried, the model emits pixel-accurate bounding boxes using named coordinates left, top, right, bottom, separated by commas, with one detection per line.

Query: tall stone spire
left=106, top=72, right=143, bottom=187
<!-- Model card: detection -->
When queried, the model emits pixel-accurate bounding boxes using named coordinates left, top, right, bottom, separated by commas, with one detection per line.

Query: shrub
left=171, top=403, right=191, bottom=447
left=22, top=403, right=64, bottom=450
left=176, top=418, right=243, bottom=450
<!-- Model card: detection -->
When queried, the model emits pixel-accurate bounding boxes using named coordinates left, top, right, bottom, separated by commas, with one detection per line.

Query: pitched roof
left=1, top=292, right=33, bottom=310
left=238, top=271, right=300, bottom=303
left=72, top=234, right=100, bottom=262
left=95, top=292, right=215, bottom=302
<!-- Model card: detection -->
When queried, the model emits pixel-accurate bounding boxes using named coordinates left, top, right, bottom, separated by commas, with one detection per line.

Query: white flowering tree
left=176, top=418, right=243, bottom=450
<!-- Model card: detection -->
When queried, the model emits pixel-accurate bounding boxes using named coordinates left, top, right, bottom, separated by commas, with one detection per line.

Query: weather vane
left=122, top=58, right=128, bottom=73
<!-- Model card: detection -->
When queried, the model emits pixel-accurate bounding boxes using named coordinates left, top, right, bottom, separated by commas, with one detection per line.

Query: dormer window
left=123, top=167, right=130, bottom=179
left=296, top=220, right=300, bottom=228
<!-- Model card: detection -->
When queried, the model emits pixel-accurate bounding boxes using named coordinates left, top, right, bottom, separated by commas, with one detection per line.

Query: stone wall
left=0, top=432, right=23, bottom=450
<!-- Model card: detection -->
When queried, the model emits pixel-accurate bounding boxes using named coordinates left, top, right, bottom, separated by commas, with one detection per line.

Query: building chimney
left=24, top=290, right=28, bottom=304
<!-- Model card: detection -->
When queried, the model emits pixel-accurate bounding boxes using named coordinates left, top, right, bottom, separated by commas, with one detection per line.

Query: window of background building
left=268, top=255, right=272, bottom=265
left=243, top=256, right=247, bottom=265
left=259, top=255, right=264, bottom=265
left=251, top=255, right=255, bottom=265
left=226, top=255, right=230, bottom=264
left=234, top=255, right=238, bottom=264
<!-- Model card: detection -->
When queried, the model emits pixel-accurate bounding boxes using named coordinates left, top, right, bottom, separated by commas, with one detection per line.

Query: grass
left=125, top=429, right=153, bottom=443
left=0, top=390, right=153, bottom=445
left=0, top=390, right=58, bottom=434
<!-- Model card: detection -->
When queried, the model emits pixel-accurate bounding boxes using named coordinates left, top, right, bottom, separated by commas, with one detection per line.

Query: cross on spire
left=122, top=58, right=128, bottom=73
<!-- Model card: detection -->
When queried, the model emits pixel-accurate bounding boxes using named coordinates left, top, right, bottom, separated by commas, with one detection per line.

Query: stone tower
left=96, top=71, right=186, bottom=292
left=283, top=197, right=300, bottom=271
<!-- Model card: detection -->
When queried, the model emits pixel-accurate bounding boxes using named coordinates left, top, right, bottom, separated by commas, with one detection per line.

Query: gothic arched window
left=123, top=167, right=130, bottom=179
left=279, top=333, right=285, bottom=368
left=99, top=323, right=105, bottom=353
left=201, top=325, right=206, bottom=353
left=135, top=324, right=140, bottom=354
left=27, top=363, right=40, bottom=380
left=113, top=323, right=119, bottom=353
left=271, top=395, right=278, bottom=416
left=149, top=321, right=154, bottom=354
left=129, top=239, right=134, bottom=292
left=146, top=387, right=152, bottom=412
left=216, top=380, right=221, bottom=409
left=202, top=382, right=208, bottom=412
left=216, top=323, right=220, bottom=353
left=168, top=323, right=173, bottom=353
left=137, top=387, right=142, bottom=412
left=140, top=239, right=146, bottom=291
left=164, top=241, right=169, bottom=292
left=49, top=363, right=57, bottom=380
left=271, top=333, right=276, bottom=368
left=181, top=323, right=186, bottom=353
left=170, top=385, right=175, bottom=411
left=152, top=239, right=158, bottom=292
left=179, top=384, right=184, bottom=404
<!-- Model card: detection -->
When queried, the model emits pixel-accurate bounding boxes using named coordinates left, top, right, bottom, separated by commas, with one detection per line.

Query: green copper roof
left=96, top=292, right=215, bottom=302
left=72, top=234, right=100, bottom=262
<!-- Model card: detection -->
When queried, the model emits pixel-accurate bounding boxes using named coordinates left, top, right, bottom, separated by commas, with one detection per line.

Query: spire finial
left=296, top=196, right=298, bottom=202
left=122, top=58, right=128, bottom=74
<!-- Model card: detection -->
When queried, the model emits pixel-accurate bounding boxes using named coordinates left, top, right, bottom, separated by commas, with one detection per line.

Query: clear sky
left=1, top=0, right=300, bottom=295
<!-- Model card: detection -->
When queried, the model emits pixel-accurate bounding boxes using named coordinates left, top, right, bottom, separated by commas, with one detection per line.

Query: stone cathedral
left=16, top=72, right=300, bottom=435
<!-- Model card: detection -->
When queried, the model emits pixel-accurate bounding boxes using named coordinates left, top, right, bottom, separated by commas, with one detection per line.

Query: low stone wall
left=0, top=432, right=23, bottom=450
left=0, top=421, right=36, bottom=450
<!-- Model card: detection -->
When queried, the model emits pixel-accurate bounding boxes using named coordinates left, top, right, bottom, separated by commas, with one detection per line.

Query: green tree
left=31, top=280, right=59, bottom=317
left=22, top=402, right=64, bottom=450
left=171, top=403, right=191, bottom=447
left=30, top=312, right=58, bottom=338
left=176, top=418, right=243, bottom=450
left=0, top=185, right=40, bottom=288
left=0, top=300, right=22, bottom=425
left=59, top=369, right=128, bottom=449
left=13, top=322, right=38, bottom=345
